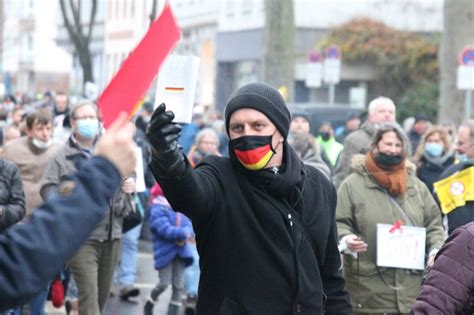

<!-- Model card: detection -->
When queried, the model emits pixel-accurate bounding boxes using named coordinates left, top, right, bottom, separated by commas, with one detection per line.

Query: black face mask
left=374, top=152, right=403, bottom=166
left=229, top=135, right=276, bottom=171
left=320, top=132, right=331, bottom=141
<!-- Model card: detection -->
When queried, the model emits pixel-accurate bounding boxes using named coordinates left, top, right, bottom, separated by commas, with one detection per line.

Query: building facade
left=2, top=0, right=72, bottom=96
left=214, top=0, right=443, bottom=111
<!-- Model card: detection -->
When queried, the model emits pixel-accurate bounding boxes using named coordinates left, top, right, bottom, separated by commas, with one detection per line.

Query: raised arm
left=0, top=112, right=137, bottom=311
left=146, top=103, right=218, bottom=223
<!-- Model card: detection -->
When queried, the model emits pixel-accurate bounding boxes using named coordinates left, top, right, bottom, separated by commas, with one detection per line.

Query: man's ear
left=25, top=128, right=33, bottom=138
left=468, top=142, right=474, bottom=158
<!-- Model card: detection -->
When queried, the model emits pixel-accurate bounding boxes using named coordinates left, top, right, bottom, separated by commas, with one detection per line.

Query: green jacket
left=336, top=155, right=445, bottom=314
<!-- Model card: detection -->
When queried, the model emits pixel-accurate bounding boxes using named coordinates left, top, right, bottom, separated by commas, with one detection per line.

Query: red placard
left=98, top=4, right=181, bottom=128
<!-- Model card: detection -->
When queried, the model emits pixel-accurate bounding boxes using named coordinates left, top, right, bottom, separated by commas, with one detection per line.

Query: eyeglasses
left=74, top=116, right=97, bottom=120
left=199, top=141, right=218, bottom=146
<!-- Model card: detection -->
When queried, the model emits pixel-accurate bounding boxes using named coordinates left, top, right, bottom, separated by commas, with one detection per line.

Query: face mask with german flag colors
left=230, top=135, right=276, bottom=171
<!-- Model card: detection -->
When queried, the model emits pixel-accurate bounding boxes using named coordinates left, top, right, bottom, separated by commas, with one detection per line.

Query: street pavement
left=103, top=241, right=173, bottom=315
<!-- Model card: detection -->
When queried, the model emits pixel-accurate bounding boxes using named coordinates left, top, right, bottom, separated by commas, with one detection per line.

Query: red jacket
left=411, top=222, right=474, bottom=314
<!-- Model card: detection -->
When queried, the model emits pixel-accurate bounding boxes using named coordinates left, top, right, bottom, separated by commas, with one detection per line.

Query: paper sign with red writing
left=376, top=224, right=426, bottom=270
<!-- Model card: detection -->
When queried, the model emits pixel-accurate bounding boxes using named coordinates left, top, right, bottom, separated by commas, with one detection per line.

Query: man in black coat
left=146, top=82, right=352, bottom=315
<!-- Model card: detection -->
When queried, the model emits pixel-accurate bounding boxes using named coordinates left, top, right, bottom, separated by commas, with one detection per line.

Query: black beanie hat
left=291, top=112, right=311, bottom=129
left=224, top=82, right=291, bottom=138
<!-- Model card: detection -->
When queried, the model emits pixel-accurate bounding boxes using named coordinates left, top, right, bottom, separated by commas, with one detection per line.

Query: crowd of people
left=0, top=83, right=473, bottom=314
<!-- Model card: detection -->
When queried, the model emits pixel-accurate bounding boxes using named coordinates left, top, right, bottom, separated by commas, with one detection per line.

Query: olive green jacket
left=336, top=155, right=445, bottom=314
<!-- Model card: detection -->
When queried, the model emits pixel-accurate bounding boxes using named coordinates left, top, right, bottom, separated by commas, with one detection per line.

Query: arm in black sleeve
left=0, top=163, right=25, bottom=230
left=0, top=156, right=121, bottom=311
left=321, top=184, right=353, bottom=314
left=149, top=156, right=219, bottom=226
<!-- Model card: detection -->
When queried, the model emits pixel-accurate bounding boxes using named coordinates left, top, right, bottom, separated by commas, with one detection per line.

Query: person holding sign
left=336, top=123, right=445, bottom=314
left=433, top=120, right=474, bottom=235
left=146, top=82, right=352, bottom=314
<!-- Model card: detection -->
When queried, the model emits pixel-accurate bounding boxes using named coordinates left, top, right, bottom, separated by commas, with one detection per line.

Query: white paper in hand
left=154, top=55, right=200, bottom=124
left=376, top=224, right=426, bottom=270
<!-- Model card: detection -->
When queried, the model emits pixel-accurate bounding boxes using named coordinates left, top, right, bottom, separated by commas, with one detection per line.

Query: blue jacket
left=178, top=123, right=199, bottom=155
left=0, top=157, right=121, bottom=311
left=149, top=200, right=194, bottom=269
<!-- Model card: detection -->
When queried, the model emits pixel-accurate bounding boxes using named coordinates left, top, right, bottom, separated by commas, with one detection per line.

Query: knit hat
left=224, top=82, right=291, bottom=138
left=291, top=112, right=311, bottom=129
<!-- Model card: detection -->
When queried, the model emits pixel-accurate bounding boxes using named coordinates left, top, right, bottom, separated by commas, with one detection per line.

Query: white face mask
left=32, top=138, right=53, bottom=150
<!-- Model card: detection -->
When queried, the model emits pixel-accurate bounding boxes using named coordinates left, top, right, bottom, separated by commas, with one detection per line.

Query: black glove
left=146, top=103, right=185, bottom=175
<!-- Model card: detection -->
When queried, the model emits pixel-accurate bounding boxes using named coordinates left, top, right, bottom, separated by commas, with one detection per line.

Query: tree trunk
left=439, top=0, right=474, bottom=124
left=262, top=0, right=295, bottom=102
left=78, top=45, right=93, bottom=84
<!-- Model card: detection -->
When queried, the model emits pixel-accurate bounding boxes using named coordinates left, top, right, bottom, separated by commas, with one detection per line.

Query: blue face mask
left=425, top=143, right=443, bottom=157
left=456, top=153, right=468, bottom=163
left=76, top=119, right=99, bottom=139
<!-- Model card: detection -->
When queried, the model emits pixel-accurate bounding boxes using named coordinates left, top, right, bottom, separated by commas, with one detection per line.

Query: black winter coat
left=0, top=159, right=25, bottom=233
left=151, top=153, right=352, bottom=315
left=416, top=154, right=454, bottom=194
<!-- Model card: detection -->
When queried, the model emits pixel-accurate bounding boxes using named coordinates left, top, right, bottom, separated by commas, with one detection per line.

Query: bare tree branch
left=149, top=0, right=158, bottom=27
left=59, top=0, right=81, bottom=48
left=87, top=0, right=97, bottom=43
left=68, top=0, right=83, bottom=36
left=59, top=0, right=96, bottom=87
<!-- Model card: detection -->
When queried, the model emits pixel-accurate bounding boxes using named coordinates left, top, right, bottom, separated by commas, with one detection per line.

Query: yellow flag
left=433, top=167, right=474, bottom=214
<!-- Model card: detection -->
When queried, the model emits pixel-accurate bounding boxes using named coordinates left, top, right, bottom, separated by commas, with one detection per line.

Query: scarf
left=422, top=150, right=454, bottom=167
left=365, top=152, right=408, bottom=197
left=231, top=142, right=305, bottom=212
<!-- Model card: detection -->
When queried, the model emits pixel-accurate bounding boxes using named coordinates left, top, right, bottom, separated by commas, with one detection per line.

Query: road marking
left=134, top=283, right=156, bottom=289
left=137, top=252, right=153, bottom=259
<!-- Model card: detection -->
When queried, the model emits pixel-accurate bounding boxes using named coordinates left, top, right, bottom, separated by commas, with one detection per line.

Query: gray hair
left=461, top=119, right=474, bottom=143
left=194, top=128, right=220, bottom=147
left=368, top=97, right=396, bottom=115
left=371, top=122, right=411, bottom=155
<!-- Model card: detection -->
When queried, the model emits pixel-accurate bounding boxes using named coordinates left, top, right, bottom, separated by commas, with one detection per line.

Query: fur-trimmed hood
left=350, top=154, right=416, bottom=175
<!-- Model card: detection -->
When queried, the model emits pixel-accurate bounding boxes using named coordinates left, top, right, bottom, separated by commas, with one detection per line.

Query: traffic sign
left=457, top=66, right=474, bottom=90
left=459, top=46, right=474, bottom=66
left=323, top=45, right=341, bottom=84
left=309, top=50, right=323, bottom=63
left=306, top=50, right=323, bottom=88
left=306, top=63, right=323, bottom=88
left=325, top=45, right=341, bottom=60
